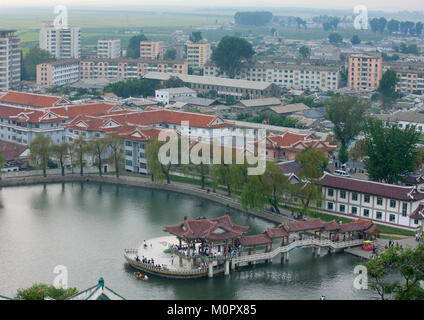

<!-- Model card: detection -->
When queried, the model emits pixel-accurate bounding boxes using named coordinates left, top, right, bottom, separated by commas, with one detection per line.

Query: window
left=340, top=204, right=345, bottom=212
left=376, top=212, right=382, bottom=220
left=364, top=195, right=370, bottom=203
left=415, top=219, right=419, bottom=225
left=340, top=191, right=346, bottom=199
left=363, top=209, right=370, bottom=217
left=390, top=200, right=396, bottom=208
left=402, top=203, right=408, bottom=216
left=328, top=189, right=334, bottom=197
left=377, top=197, right=383, bottom=206
left=125, top=160, right=133, bottom=166
left=351, top=207, right=358, bottom=214
left=389, top=214, right=396, bottom=223
left=327, top=202, right=334, bottom=210
left=352, top=193, right=358, bottom=201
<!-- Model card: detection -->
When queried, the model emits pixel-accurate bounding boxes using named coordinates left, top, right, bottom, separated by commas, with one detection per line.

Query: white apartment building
left=0, top=30, right=21, bottom=91
left=97, top=39, right=121, bottom=59
left=155, top=87, right=197, bottom=104
left=37, top=59, right=79, bottom=87
left=39, top=22, right=81, bottom=59
left=318, top=172, right=424, bottom=231
left=204, top=63, right=340, bottom=92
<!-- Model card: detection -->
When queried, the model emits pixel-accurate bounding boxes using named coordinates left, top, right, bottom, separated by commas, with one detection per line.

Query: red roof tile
left=0, top=91, right=68, bottom=108
left=0, top=140, right=28, bottom=161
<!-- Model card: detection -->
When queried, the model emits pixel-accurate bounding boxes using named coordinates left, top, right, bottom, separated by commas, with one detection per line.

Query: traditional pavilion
left=163, top=215, right=249, bottom=263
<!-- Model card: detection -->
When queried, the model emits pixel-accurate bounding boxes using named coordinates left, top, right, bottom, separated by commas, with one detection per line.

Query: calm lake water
left=0, top=182, right=378, bottom=300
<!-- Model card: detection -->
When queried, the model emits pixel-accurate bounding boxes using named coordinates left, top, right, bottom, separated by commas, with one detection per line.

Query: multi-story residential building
left=384, top=61, right=424, bottom=95
left=97, top=39, right=121, bottom=59
left=79, top=58, right=187, bottom=80
left=139, top=41, right=163, bottom=60
left=318, top=172, right=424, bottom=231
left=0, top=30, right=21, bottom=91
left=187, top=42, right=211, bottom=69
left=204, top=62, right=340, bottom=92
left=144, top=72, right=281, bottom=100
left=39, top=22, right=81, bottom=59
left=155, top=87, right=197, bottom=104
left=347, top=53, right=383, bottom=91
left=36, top=59, right=79, bottom=87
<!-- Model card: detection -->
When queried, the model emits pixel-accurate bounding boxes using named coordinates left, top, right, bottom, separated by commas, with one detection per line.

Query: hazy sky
left=0, top=0, right=423, bottom=12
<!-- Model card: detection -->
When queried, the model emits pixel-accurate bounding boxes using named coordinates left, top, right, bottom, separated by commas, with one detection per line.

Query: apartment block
left=139, top=41, right=163, bottom=60
left=204, top=62, right=340, bottom=91
left=187, top=42, right=211, bottom=69
left=384, top=62, right=424, bottom=95
left=37, top=59, right=79, bottom=87
left=347, top=53, right=382, bottom=91
left=79, top=58, right=187, bottom=80
left=39, top=22, right=81, bottom=59
left=0, top=30, right=21, bottom=91
left=97, top=39, right=121, bottom=59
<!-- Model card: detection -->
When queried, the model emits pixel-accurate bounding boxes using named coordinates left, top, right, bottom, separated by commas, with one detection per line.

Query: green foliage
left=72, top=135, right=89, bottom=176
left=0, top=150, right=4, bottom=180
left=29, top=134, right=53, bottom=177
left=326, top=95, right=370, bottom=163
left=164, top=76, right=184, bottom=88
left=105, top=135, right=124, bottom=179
left=365, top=244, right=424, bottom=300
left=400, top=43, right=420, bottom=55
left=299, top=45, right=311, bottom=59
left=189, top=31, right=202, bottom=43
left=104, top=78, right=161, bottom=98
left=351, top=34, right=361, bottom=45
left=89, top=137, right=108, bottom=176
left=51, top=142, right=70, bottom=176
left=21, top=47, right=56, bottom=81
left=236, top=112, right=300, bottom=128
left=240, top=161, right=290, bottom=214
left=328, top=32, right=343, bottom=45
left=234, top=11, right=273, bottom=26
left=126, top=34, right=148, bottom=59
left=15, top=283, right=78, bottom=300
left=164, top=48, right=177, bottom=60
left=378, top=70, right=399, bottom=109
left=363, top=118, right=421, bottom=184
left=211, top=36, right=254, bottom=78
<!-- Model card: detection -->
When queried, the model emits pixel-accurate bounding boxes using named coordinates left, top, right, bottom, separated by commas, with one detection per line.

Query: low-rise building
left=155, top=87, right=197, bottom=104
left=37, top=59, right=80, bottom=87
left=319, top=172, right=424, bottom=230
left=378, top=111, right=424, bottom=133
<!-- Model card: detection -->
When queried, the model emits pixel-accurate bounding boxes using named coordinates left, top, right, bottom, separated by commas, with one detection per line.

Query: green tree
left=105, top=135, right=124, bottom=179
left=89, top=137, right=108, bottom=177
left=164, top=76, right=185, bottom=88
left=328, top=33, right=343, bottom=45
left=15, top=283, right=78, bottom=300
left=299, top=45, right=311, bottom=59
left=365, top=244, right=424, bottom=300
left=326, top=95, right=370, bottom=164
left=211, top=36, right=255, bottom=78
left=351, top=35, right=361, bottom=45
left=363, top=118, right=420, bottom=184
left=72, top=135, right=89, bottom=176
left=292, top=148, right=328, bottom=218
left=21, top=48, right=56, bottom=81
left=51, top=142, right=69, bottom=176
left=240, top=161, right=290, bottom=214
left=0, top=150, right=4, bottom=180
left=164, top=48, right=177, bottom=60
left=189, top=31, right=202, bottom=43
left=126, top=34, right=148, bottom=59
left=29, top=134, right=53, bottom=177
left=378, top=69, right=399, bottom=110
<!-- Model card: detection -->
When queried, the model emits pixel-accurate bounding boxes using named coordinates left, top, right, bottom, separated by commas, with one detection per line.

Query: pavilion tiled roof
left=0, top=91, right=68, bottom=108
left=338, top=219, right=373, bottom=233
left=319, top=172, right=424, bottom=201
left=322, top=220, right=341, bottom=231
left=264, top=227, right=289, bottom=238
left=163, top=215, right=248, bottom=241
left=279, top=218, right=324, bottom=232
left=239, top=234, right=272, bottom=246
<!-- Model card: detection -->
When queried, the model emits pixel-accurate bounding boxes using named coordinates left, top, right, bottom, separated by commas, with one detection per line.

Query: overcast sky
left=0, top=0, right=423, bottom=12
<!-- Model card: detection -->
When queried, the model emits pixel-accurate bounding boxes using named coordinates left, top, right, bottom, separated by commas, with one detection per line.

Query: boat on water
left=134, top=272, right=149, bottom=281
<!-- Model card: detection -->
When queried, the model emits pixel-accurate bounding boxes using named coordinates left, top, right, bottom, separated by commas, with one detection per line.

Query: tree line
left=369, top=18, right=424, bottom=36
left=29, top=133, right=124, bottom=178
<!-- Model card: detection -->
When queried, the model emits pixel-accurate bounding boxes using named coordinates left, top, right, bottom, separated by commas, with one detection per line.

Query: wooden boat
left=134, top=272, right=149, bottom=281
